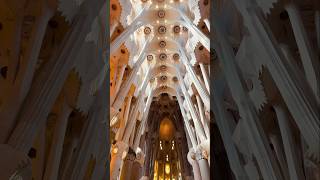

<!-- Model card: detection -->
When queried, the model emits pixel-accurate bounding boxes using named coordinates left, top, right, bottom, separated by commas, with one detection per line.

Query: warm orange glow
left=159, top=118, right=174, bottom=140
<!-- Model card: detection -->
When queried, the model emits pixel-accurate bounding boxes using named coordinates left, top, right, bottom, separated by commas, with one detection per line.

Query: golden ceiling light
left=165, top=163, right=170, bottom=174
left=172, top=76, right=178, bottom=82
left=159, top=118, right=174, bottom=140
left=159, top=40, right=166, bottom=48
left=173, top=53, right=180, bottom=60
left=173, top=25, right=180, bottom=33
left=158, top=25, right=166, bottom=34
left=144, top=27, right=151, bottom=34
left=158, top=10, right=166, bottom=18
left=147, top=54, right=154, bottom=61
left=160, top=65, right=167, bottom=71
left=160, top=75, right=167, bottom=82
left=159, top=53, right=167, bottom=61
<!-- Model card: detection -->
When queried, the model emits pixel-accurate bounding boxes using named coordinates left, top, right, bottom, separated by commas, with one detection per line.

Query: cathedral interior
left=0, top=0, right=319, bottom=180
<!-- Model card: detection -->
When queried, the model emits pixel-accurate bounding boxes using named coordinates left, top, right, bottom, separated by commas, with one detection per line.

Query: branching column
left=187, top=150, right=202, bottom=180
left=179, top=47, right=210, bottom=109
left=274, top=105, right=305, bottom=180
left=285, top=2, right=319, bottom=97
left=213, top=14, right=283, bottom=180
left=111, top=41, right=150, bottom=118
left=230, top=0, right=320, bottom=152
left=43, top=99, right=72, bottom=180
left=7, top=0, right=104, bottom=153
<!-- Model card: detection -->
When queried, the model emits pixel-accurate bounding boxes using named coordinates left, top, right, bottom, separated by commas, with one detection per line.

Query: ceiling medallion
left=172, top=76, right=178, bottom=82
left=160, top=75, right=167, bottom=81
left=147, top=55, right=153, bottom=61
left=173, top=53, right=180, bottom=60
left=159, top=41, right=166, bottom=48
left=173, top=25, right=180, bottom=33
left=160, top=65, right=167, bottom=71
left=158, top=26, right=166, bottom=34
left=144, top=27, right=151, bottom=34
left=159, top=53, right=167, bottom=61
left=158, top=10, right=165, bottom=18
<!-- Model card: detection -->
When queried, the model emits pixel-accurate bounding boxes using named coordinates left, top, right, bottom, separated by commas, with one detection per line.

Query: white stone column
left=115, top=95, right=133, bottom=141
left=229, top=0, right=320, bottom=152
left=111, top=41, right=150, bottom=117
left=176, top=77, right=207, bottom=142
left=195, top=148, right=210, bottom=180
left=43, top=100, right=72, bottom=180
left=213, top=15, right=284, bottom=180
left=195, top=95, right=210, bottom=139
left=120, top=148, right=136, bottom=180
left=0, top=5, right=54, bottom=143
left=174, top=8, right=210, bottom=51
left=133, top=89, right=154, bottom=150
left=121, top=76, right=151, bottom=144
left=110, top=21, right=144, bottom=54
left=111, top=65, right=126, bottom=104
left=187, top=150, right=202, bottom=180
left=274, top=105, right=305, bottom=180
left=179, top=46, right=210, bottom=109
left=199, top=63, right=210, bottom=92
left=176, top=88, right=197, bottom=149
left=285, top=3, right=319, bottom=97
left=110, top=141, right=129, bottom=180
left=6, top=0, right=104, bottom=153
left=212, top=75, right=250, bottom=180
left=269, top=135, right=290, bottom=180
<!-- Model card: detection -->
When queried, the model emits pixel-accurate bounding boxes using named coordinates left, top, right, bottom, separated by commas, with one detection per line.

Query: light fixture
left=113, top=146, right=118, bottom=154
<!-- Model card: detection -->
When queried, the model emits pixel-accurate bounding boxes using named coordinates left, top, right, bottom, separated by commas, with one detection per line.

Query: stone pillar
left=175, top=8, right=209, bottom=51
left=132, top=148, right=144, bottom=180
left=195, top=95, right=210, bottom=138
left=229, top=0, right=320, bottom=153
left=274, top=105, right=305, bottom=180
left=269, top=134, right=290, bottom=180
left=176, top=88, right=197, bottom=149
left=175, top=77, right=207, bottom=142
left=199, top=63, right=210, bottom=92
left=6, top=0, right=104, bottom=153
left=285, top=2, right=319, bottom=97
left=120, top=148, right=136, bottom=180
left=133, top=89, right=154, bottom=150
left=187, top=150, right=202, bottom=180
left=195, top=148, right=210, bottom=180
left=110, top=141, right=128, bottom=180
left=43, top=99, right=72, bottom=180
left=213, top=15, right=284, bottom=180
left=179, top=47, right=210, bottom=109
left=111, top=54, right=150, bottom=118
left=0, top=5, right=54, bottom=143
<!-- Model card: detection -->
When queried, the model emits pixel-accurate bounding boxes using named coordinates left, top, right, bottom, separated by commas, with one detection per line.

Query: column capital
left=135, top=147, right=145, bottom=165
left=198, top=140, right=210, bottom=160
left=124, top=147, right=136, bottom=161
left=111, top=141, right=128, bottom=158
left=195, top=148, right=207, bottom=161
